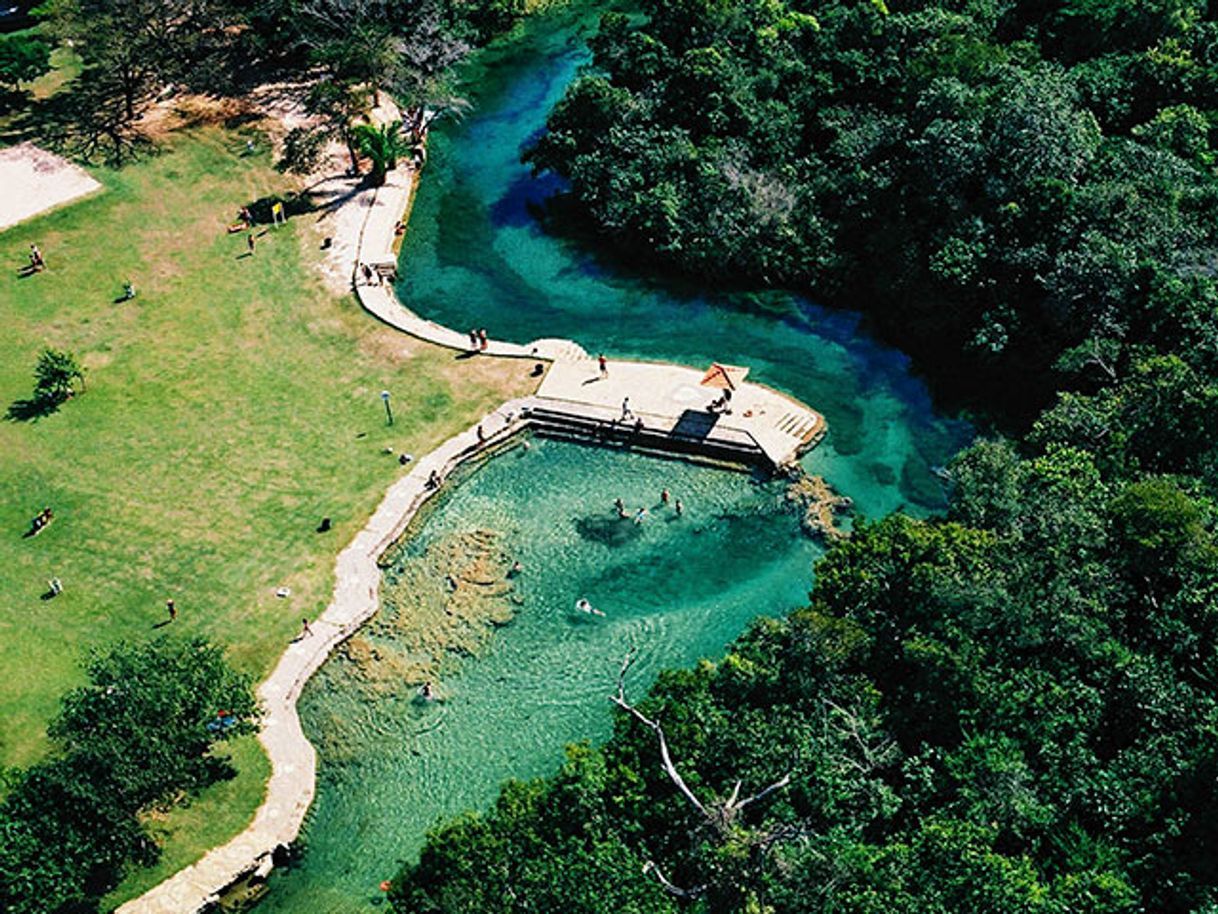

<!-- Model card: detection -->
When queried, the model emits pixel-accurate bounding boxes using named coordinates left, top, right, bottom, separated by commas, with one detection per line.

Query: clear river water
left=253, top=5, right=971, bottom=911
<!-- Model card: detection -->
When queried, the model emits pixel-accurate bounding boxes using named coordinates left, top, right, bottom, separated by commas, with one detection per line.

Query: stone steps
left=526, top=404, right=768, bottom=468
left=529, top=337, right=590, bottom=363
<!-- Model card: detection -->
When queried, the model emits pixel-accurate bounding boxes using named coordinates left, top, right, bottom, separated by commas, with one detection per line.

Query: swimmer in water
left=575, top=598, right=605, bottom=617
left=661, top=489, right=670, bottom=505
left=508, top=560, right=523, bottom=578
left=633, top=507, right=648, bottom=524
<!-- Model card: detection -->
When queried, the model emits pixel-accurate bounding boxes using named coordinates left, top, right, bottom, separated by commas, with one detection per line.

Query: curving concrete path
left=117, top=400, right=538, bottom=913
left=353, top=168, right=589, bottom=363
left=121, top=154, right=823, bottom=912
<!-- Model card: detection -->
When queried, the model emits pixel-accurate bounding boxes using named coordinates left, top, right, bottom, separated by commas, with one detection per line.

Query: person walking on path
left=166, top=598, right=177, bottom=622
left=598, top=354, right=608, bottom=378
left=247, top=233, right=256, bottom=255
left=469, top=329, right=479, bottom=350
left=478, top=328, right=489, bottom=351
left=300, top=618, right=312, bottom=638
left=621, top=397, right=633, bottom=421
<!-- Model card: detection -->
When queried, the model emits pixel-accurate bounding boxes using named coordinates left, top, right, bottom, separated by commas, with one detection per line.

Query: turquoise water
left=259, top=443, right=821, bottom=911
left=254, top=5, right=970, bottom=911
left=396, top=4, right=970, bottom=518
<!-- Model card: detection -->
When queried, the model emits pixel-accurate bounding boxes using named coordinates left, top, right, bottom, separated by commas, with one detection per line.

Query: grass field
left=0, top=125, right=536, bottom=903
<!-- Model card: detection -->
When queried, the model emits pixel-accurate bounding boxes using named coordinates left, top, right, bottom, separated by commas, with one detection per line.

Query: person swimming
left=633, top=507, right=648, bottom=524
left=574, top=598, right=604, bottom=617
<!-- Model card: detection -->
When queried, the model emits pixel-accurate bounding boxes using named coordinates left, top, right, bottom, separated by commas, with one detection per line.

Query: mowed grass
left=0, top=127, right=537, bottom=900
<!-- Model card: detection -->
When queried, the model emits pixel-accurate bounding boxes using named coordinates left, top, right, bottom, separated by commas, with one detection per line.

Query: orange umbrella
left=699, top=363, right=749, bottom=391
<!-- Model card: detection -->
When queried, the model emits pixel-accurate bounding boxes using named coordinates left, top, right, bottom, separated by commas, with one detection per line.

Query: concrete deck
left=536, top=359, right=822, bottom=468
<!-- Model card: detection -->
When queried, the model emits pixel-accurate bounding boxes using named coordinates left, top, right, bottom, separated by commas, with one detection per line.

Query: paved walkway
left=116, top=400, right=536, bottom=914
left=352, top=167, right=590, bottom=363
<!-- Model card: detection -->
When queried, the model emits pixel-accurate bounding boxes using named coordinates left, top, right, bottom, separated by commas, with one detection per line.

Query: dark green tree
left=0, top=33, right=51, bottom=96
left=0, top=637, right=257, bottom=914
left=32, top=347, right=84, bottom=406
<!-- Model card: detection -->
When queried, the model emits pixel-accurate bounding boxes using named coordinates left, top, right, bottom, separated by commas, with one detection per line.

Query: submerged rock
left=785, top=474, right=852, bottom=540
left=336, top=529, right=517, bottom=699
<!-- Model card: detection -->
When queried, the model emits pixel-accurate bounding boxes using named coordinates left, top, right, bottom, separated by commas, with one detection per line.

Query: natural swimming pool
left=259, top=442, right=822, bottom=910
left=253, top=5, right=970, bottom=911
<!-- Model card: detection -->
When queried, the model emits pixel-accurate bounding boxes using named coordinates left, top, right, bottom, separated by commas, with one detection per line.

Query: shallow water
left=254, top=5, right=970, bottom=911
left=260, top=443, right=820, bottom=910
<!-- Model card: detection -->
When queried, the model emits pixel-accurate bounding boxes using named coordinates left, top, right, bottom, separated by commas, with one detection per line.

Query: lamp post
left=380, top=390, right=393, bottom=426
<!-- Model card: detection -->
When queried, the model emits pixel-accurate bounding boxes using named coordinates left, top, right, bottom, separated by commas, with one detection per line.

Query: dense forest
left=393, top=1, right=1218, bottom=912
left=526, top=0, right=1218, bottom=414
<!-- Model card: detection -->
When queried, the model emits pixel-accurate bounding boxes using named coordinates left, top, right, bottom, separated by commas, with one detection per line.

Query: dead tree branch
left=641, top=860, right=707, bottom=899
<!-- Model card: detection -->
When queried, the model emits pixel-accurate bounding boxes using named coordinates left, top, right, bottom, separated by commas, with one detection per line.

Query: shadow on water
left=572, top=513, right=645, bottom=547
left=489, top=170, right=567, bottom=229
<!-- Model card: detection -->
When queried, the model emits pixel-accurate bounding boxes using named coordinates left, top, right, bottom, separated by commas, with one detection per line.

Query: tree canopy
left=525, top=0, right=1218, bottom=417
left=0, top=637, right=257, bottom=914
left=17, top=0, right=527, bottom=166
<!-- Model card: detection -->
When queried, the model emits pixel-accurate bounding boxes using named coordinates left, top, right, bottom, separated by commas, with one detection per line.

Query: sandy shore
left=0, top=143, right=102, bottom=232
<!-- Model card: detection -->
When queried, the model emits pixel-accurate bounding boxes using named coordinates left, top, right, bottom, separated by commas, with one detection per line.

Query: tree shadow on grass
left=6, top=397, right=58, bottom=422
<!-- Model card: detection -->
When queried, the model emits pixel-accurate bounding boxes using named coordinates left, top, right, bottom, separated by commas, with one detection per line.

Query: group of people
left=468, top=328, right=490, bottom=351
left=614, top=490, right=683, bottom=523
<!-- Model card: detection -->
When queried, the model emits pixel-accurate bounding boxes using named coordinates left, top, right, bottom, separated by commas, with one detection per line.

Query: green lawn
left=0, top=126, right=535, bottom=903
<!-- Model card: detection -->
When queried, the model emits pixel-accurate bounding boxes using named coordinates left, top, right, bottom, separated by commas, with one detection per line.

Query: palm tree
left=352, top=120, right=412, bottom=184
